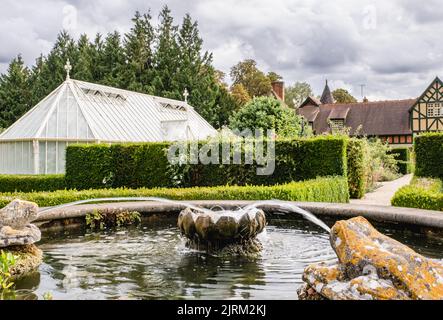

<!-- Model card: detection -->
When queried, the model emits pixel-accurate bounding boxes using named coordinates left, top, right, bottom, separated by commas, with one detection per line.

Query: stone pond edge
left=34, top=201, right=443, bottom=230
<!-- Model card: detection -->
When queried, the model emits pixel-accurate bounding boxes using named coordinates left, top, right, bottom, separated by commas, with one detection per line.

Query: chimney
left=271, top=81, right=285, bottom=101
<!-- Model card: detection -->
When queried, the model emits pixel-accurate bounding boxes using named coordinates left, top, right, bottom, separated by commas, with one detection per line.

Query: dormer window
left=329, top=119, right=344, bottom=132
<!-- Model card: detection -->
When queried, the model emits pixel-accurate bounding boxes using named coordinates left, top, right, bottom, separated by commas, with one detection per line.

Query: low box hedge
left=0, top=174, right=66, bottom=193
left=0, top=176, right=349, bottom=208
left=391, top=177, right=443, bottom=211
left=414, top=133, right=443, bottom=179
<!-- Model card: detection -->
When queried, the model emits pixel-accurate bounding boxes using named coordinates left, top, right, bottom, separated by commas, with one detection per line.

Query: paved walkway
left=350, top=174, right=413, bottom=206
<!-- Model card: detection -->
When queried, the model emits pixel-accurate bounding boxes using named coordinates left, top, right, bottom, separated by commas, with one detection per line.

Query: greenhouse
left=0, top=76, right=216, bottom=175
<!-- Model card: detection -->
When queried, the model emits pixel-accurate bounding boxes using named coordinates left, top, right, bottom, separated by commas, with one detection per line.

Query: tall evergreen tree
left=123, top=11, right=155, bottom=93
left=91, top=34, right=105, bottom=82
left=100, top=31, right=126, bottom=87
left=0, top=55, right=32, bottom=129
left=30, top=31, right=78, bottom=102
left=152, top=5, right=180, bottom=99
left=175, top=13, right=222, bottom=124
left=74, top=34, right=94, bottom=81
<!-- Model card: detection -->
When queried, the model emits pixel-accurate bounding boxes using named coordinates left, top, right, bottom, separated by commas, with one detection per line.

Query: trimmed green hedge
left=110, top=143, right=172, bottom=189
left=65, top=144, right=113, bottom=190
left=0, top=174, right=66, bottom=193
left=415, top=133, right=443, bottom=179
left=388, top=147, right=412, bottom=175
left=347, top=138, right=367, bottom=199
left=0, top=176, right=349, bottom=208
left=65, top=136, right=348, bottom=190
left=391, top=177, right=443, bottom=211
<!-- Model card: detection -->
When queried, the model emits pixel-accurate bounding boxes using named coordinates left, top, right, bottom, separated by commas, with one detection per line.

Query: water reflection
left=12, top=218, right=443, bottom=300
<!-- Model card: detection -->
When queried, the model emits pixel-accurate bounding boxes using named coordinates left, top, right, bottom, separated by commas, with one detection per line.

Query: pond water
left=13, top=218, right=443, bottom=300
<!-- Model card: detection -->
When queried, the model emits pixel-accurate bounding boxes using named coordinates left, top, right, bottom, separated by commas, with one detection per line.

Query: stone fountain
left=177, top=206, right=266, bottom=254
left=0, top=200, right=42, bottom=276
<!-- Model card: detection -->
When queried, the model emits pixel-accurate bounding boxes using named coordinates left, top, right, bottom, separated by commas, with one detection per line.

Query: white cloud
left=0, top=0, right=441, bottom=101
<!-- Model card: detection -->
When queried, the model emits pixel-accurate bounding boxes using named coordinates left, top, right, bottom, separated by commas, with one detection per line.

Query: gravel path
left=350, top=174, right=413, bottom=206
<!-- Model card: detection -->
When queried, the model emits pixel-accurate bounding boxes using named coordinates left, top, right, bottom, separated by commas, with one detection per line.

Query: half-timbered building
left=297, top=77, right=443, bottom=145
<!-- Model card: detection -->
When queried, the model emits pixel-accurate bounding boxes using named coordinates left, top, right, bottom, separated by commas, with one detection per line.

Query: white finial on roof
left=64, top=59, right=72, bottom=80
left=183, top=88, right=189, bottom=103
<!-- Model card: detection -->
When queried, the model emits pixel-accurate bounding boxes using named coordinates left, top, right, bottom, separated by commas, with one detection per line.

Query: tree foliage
left=0, top=55, right=32, bottom=129
left=332, top=88, right=357, bottom=104
left=229, top=96, right=305, bottom=138
left=230, top=59, right=273, bottom=98
left=0, top=6, right=239, bottom=129
left=284, top=82, right=313, bottom=109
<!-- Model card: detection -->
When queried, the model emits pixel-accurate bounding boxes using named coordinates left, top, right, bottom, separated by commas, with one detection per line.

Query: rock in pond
left=0, top=200, right=41, bottom=248
left=0, top=199, right=38, bottom=229
left=298, top=216, right=443, bottom=300
left=4, top=244, right=43, bottom=276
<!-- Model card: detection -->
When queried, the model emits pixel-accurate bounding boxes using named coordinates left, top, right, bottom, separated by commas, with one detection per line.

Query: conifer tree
left=74, top=34, right=94, bottom=81
left=0, top=55, right=32, bottom=129
left=152, top=5, right=180, bottom=99
left=100, top=31, right=125, bottom=87
left=123, top=11, right=155, bottom=93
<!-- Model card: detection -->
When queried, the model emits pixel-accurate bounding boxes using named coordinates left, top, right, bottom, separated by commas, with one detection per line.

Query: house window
left=427, top=103, right=443, bottom=117
left=329, top=119, right=344, bottom=132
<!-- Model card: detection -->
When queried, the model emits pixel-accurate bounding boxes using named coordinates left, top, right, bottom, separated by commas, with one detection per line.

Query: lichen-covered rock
left=5, top=244, right=43, bottom=276
left=0, top=224, right=41, bottom=247
left=301, top=262, right=410, bottom=300
left=299, top=217, right=443, bottom=300
left=0, top=199, right=38, bottom=229
left=0, top=200, right=41, bottom=248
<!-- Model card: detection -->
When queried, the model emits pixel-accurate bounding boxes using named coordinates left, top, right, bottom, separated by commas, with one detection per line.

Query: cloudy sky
left=1, top=0, right=443, bottom=101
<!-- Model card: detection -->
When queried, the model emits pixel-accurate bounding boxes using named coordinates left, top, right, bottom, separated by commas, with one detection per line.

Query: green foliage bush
left=0, top=176, right=349, bottom=208
left=391, top=177, right=443, bottom=211
left=229, top=96, right=307, bottom=138
left=388, top=147, right=412, bottom=175
left=415, top=133, right=443, bottom=179
left=0, top=174, right=66, bottom=193
left=346, top=138, right=367, bottom=199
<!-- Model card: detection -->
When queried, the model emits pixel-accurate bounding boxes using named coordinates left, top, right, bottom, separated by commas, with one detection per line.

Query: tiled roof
left=298, top=99, right=417, bottom=136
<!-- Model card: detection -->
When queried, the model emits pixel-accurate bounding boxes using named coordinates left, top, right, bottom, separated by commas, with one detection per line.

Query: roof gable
left=0, top=79, right=216, bottom=142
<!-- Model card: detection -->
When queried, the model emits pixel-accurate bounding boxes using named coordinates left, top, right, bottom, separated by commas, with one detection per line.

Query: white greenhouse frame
left=0, top=79, right=217, bottom=174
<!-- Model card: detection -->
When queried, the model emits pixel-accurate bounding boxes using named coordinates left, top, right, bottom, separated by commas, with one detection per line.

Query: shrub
left=415, top=133, right=443, bottom=179
left=229, top=96, right=307, bottom=138
left=347, top=138, right=367, bottom=199
left=365, top=138, right=399, bottom=189
left=391, top=177, right=443, bottom=211
left=388, top=147, right=412, bottom=175
left=0, top=174, right=66, bottom=193
left=65, top=144, right=113, bottom=190
left=0, top=176, right=349, bottom=208
left=64, top=136, right=349, bottom=190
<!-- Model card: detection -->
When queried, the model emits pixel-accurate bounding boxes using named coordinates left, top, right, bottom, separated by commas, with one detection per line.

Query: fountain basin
left=178, top=207, right=266, bottom=250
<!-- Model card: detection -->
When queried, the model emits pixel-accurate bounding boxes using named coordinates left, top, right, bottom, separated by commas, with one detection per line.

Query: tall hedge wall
left=388, top=147, right=412, bottom=175
left=346, top=139, right=367, bottom=199
left=65, top=144, right=113, bottom=190
left=414, top=133, right=443, bottom=179
left=65, top=136, right=349, bottom=190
